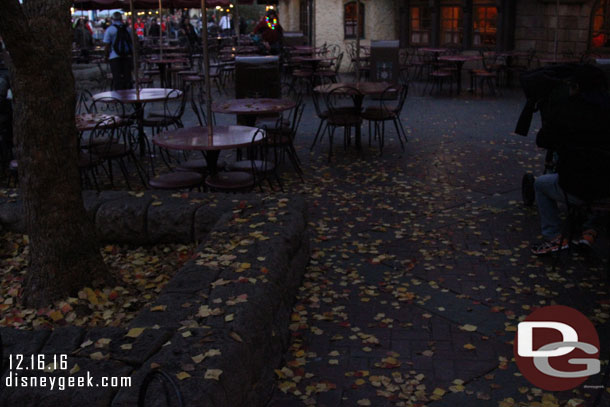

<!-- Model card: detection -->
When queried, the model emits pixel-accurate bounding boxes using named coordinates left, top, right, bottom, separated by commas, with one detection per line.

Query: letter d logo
left=514, top=305, right=600, bottom=391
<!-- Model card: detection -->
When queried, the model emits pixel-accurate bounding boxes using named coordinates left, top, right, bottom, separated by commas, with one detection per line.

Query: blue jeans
left=534, top=173, right=594, bottom=239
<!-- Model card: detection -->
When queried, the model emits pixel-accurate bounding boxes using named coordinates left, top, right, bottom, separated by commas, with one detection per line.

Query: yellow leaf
left=90, top=352, right=105, bottom=360
left=85, top=287, right=99, bottom=305
left=205, top=349, right=221, bottom=358
left=125, top=327, right=145, bottom=338
left=460, top=324, right=477, bottom=332
left=69, top=364, right=80, bottom=375
left=229, top=331, right=243, bottom=342
left=192, top=354, right=205, bottom=364
left=357, top=399, right=371, bottom=406
left=49, top=310, right=63, bottom=321
left=225, top=314, right=234, bottom=322
left=151, top=305, right=167, bottom=312
left=151, top=201, right=163, bottom=206
left=176, top=372, right=191, bottom=380
left=463, top=343, right=476, bottom=350
left=121, top=344, right=133, bottom=350
left=204, top=369, right=223, bottom=380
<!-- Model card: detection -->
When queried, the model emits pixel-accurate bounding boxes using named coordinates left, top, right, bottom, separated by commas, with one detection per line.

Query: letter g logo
left=513, top=306, right=600, bottom=391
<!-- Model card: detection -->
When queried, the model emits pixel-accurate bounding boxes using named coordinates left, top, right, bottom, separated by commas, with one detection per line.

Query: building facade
left=278, top=0, right=610, bottom=64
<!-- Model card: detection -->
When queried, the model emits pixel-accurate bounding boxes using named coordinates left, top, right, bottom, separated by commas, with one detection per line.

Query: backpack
left=113, top=24, right=132, bottom=57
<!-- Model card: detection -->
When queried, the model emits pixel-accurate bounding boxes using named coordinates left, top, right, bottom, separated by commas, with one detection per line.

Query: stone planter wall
left=0, top=191, right=310, bottom=407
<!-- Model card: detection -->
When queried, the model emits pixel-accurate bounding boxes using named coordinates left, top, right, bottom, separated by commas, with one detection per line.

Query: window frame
left=472, top=4, right=498, bottom=47
left=590, top=0, right=610, bottom=51
left=439, top=5, right=463, bottom=47
left=409, top=5, right=432, bottom=46
left=344, top=1, right=365, bottom=40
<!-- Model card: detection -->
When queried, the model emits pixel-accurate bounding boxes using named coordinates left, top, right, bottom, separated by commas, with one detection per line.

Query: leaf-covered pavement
left=0, top=85, right=608, bottom=406
left=268, top=90, right=610, bottom=406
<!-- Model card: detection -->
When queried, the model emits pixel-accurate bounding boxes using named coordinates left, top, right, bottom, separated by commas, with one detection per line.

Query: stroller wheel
left=522, top=173, right=535, bottom=206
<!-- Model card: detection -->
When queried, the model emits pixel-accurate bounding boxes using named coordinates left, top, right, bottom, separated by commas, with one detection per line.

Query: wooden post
left=201, top=0, right=214, bottom=138
left=130, top=0, right=139, bottom=93
left=234, top=2, right=240, bottom=45
left=356, top=0, right=360, bottom=83
left=159, top=0, right=163, bottom=59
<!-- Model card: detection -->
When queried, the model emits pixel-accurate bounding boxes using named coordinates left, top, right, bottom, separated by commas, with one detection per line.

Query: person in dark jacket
left=252, top=10, right=283, bottom=55
left=527, top=64, right=610, bottom=254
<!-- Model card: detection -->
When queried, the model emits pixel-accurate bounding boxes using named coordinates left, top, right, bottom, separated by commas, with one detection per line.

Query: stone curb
left=0, top=190, right=263, bottom=245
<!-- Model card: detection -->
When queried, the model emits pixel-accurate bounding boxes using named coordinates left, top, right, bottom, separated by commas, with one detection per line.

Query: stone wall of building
left=280, top=0, right=399, bottom=71
left=515, top=0, right=595, bottom=57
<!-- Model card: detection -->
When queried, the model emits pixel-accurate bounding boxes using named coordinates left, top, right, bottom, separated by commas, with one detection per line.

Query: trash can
left=370, top=40, right=400, bottom=84
left=235, top=56, right=281, bottom=99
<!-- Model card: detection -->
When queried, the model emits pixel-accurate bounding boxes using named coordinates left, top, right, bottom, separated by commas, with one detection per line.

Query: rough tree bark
left=0, top=0, right=111, bottom=307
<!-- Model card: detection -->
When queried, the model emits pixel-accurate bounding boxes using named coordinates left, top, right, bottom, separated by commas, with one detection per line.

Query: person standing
left=219, top=13, right=231, bottom=37
left=103, top=12, right=133, bottom=90
left=252, top=10, right=284, bottom=55
left=74, top=18, right=93, bottom=62
left=148, top=17, right=160, bottom=39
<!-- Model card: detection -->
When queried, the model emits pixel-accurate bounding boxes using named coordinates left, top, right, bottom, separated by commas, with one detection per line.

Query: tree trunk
left=0, top=0, right=110, bottom=307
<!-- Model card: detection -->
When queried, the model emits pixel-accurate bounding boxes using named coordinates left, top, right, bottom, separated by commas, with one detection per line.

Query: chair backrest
left=326, top=44, right=341, bottom=59
left=380, top=84, right=409, bottom=115
left=76, top=89, right=94, bottom=114
left=91, top=96, right=126, bottom=118
left=249, top=128, right=268, bottom=180
left=163, top=87, right=188, bottom=122
left=289, top=102, right=306, bottom=141
left=324, top=85, right=360, bottom=117
left=311, top=89, right=325, bottom=117
left=334, top=53, right=344, bottom=75
left=281, top=81, right=303, bottom=108
left=81, top=116, right=120, bottom=154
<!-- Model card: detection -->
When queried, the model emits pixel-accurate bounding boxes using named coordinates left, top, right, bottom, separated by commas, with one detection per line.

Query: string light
left=266, top=16, right=278, bottom=30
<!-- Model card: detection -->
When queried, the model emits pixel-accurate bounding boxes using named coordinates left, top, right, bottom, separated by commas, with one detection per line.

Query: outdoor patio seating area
left=1, top=0, right=610, bottom=406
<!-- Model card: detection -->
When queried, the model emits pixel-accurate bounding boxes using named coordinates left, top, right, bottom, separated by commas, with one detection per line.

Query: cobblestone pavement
left=251, top=83, right=610, bottom=407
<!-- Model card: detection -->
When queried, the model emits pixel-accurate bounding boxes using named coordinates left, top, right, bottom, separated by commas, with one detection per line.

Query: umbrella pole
left=234, top=3, right=240, bottom=45
left=201, top=0, right=214, bottom=137
left=159, top=0, right=163, bottom=59
left=356, top=1, right=360, bottom=83
left=554, top=0, right=559, bottom=60
left=130, top=0, right=140, bottom=93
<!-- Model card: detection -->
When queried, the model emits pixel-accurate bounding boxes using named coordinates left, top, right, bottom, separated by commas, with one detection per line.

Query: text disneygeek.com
left=5, top=353, right=131, bottom=391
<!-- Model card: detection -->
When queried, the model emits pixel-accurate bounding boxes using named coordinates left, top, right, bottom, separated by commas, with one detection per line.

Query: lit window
left=440, top=6, right=462, bottom=46
left=410, top=6, right=431, bottom=45
left=473, top=4, right=497, bottom=46
left=591, top=0, right=610, bottom=49
left=344, top=2, right=364, bottom=40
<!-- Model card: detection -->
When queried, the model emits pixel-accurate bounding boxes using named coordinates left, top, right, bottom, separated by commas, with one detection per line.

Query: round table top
left=314, top=81, right=393, bottom=95
left=293, top=56, right=336, bottom=63
left=148, top=46, right=184, bottom=52
left=76, top=113, right=124, bottom=131
left=221, top=46, right=259, bottom=54
left=437, top=55, right=481, bottom=63
left=420, top=47, right=449, bottom=54
left=145, top=57, right=188, bottom=64
left=212, top=98, right=297, bottom=115
left=93, top=88, right=182, bottom=104
left=153, top=125, right=263, bottom=151
left=291, top=46, right=316, bottom=51
left=540, top=57, right=580, bottom=65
